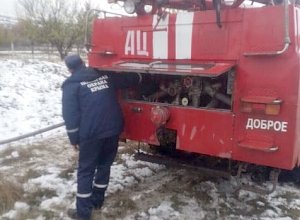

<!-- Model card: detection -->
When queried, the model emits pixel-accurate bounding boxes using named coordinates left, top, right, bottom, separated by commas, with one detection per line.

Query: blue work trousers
left=76, top=135, right=119, bottom=219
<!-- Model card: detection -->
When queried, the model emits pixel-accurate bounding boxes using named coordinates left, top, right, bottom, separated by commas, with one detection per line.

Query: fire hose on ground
left=0, top=122, right=65, bottom=145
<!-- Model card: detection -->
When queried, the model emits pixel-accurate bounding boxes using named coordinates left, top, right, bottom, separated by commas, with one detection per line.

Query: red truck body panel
left=89, top=5, right=300, bottom=170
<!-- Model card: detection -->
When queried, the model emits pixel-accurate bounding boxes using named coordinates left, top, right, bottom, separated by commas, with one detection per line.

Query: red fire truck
left=87, top=0, right=300, bottom=188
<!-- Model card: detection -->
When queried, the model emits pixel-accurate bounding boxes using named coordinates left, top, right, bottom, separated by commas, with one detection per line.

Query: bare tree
left=18, top=0, right=91, bottom=60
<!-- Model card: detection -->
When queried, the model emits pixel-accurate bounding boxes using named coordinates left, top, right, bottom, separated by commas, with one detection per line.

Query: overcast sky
left=0, top=0, right=121, bottom=18
left=0, top=0, right=17, bottom=17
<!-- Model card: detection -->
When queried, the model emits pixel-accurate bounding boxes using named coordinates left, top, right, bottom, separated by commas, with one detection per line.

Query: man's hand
left=72, top=145, right=79, bottom=151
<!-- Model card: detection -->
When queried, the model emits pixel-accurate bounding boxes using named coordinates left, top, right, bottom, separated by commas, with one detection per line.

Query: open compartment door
left=97, top=60, right=235, bottom=77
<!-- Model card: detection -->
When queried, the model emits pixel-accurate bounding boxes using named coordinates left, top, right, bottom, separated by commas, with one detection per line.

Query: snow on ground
left=0, top=59, right=67, bottom=140
left=0, top=58, right=300, bottom=220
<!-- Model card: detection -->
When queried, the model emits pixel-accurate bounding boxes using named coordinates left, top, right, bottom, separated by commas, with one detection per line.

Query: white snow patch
left=24, top=171, right=76, bottom=197
left=257, top=201, right=265, bottom=206
left=148, top=201, right=180, bottom=220
left=2, top=202, right=30, bottom=219
left=11, top=151, right=19, bottom=158
left=40, top=196, right=68, bottom=210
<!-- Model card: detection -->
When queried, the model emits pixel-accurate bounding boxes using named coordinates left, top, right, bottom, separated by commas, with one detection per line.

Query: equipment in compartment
left=128, top=70, right=233, bottom=110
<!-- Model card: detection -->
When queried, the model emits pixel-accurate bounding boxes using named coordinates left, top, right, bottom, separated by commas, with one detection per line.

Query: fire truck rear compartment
left=124, top=70, right=234, bottom=110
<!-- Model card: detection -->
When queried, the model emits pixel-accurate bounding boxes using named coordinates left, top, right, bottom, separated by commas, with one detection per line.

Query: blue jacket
left=62, top=66, right=140, bottom=145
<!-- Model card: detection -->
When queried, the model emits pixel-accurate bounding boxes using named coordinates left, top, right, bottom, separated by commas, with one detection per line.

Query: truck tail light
left=241, top=96, right=282, bottom=115
left=265, top=103, right=281, bottom=115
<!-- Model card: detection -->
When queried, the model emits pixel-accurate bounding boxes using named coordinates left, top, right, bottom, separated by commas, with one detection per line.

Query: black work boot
left=91, top=188, right=105, bottom=210
left=67, top=209, right=91, bottom=220
left=93, top=199, right=104, bottom=210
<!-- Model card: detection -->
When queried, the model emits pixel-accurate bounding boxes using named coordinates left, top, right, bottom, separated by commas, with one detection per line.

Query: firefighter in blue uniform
left=62, top=55, right=141, bottom=220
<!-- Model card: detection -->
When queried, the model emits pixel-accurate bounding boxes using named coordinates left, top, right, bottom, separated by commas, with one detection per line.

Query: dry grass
left=24, top=188, right=57, bottom=207
left=0, top=174, right=24, bottom=214
left=0, top=145, right=35, bottom=168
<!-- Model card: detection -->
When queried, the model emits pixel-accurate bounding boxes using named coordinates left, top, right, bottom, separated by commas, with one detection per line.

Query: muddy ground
left=0, top=131, right=300, bottom=220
